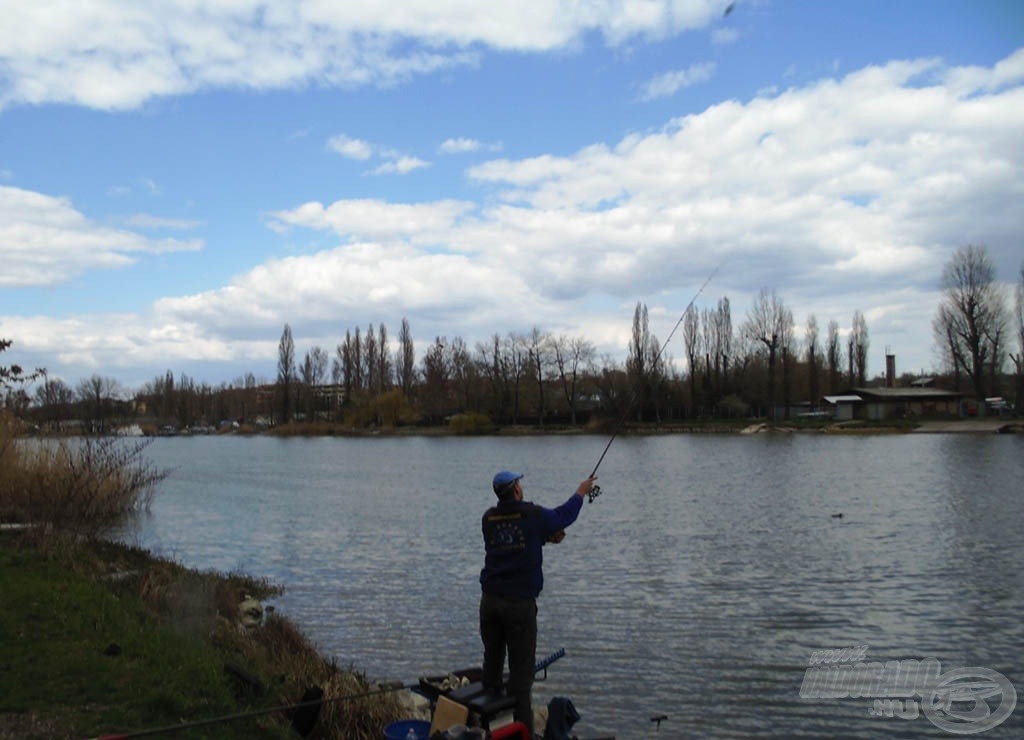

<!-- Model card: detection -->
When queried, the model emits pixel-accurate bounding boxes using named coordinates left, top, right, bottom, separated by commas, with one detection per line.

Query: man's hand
left=576, top=475, right=597, bottom=498
left=547, top=530, right=566, bottom=544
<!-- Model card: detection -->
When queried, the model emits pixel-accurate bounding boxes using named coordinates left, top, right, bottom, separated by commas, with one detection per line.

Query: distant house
left=822, top=395, right=863, bottom=421
left=823, top=387, right=962, bottom=421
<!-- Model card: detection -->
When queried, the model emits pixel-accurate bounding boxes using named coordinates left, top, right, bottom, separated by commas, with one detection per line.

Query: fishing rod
left=586, top=264, right=721, bottom=501
left=90, top=650, right=568, bottom=739
left=89, top=682, right=412, bottom=740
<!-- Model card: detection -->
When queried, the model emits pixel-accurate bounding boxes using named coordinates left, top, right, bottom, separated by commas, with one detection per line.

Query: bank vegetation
left=0, top=411, right=404, bottom=740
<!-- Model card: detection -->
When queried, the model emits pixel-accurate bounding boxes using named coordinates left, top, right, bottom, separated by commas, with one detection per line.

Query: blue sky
left=2, top=0, right=1023, bottom=392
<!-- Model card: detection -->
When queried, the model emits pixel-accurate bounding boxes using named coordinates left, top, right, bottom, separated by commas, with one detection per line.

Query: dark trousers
left=479, top=592, right=537, bottom=733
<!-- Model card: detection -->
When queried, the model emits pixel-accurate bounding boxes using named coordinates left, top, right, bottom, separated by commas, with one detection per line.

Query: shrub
left=448, top=412, right=496, bottom=435
left=719, top=394, right=748, bottom=418
left=0, top=413, right=166, bottom=538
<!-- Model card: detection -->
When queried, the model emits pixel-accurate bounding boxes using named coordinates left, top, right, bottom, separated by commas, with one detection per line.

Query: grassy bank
left=0, top=532, right=403, bottom=740
left=0, top=412, right=404, bottom=739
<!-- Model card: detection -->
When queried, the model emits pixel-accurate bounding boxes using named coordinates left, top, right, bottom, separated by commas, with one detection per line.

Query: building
left=823, top=387, right=962, bottom=421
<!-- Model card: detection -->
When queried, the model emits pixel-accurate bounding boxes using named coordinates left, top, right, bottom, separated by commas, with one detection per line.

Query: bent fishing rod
left=586, top=264, right=721, bottom=502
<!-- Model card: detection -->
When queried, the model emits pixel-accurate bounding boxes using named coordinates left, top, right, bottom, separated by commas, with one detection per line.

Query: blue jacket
left=479, top=493, right=583, bottom=599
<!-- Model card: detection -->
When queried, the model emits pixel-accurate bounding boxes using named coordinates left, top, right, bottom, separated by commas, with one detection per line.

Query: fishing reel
left=587, top=484, right=602, bottom=503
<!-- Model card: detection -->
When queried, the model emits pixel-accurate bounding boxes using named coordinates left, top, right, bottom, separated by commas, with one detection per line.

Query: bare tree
left=334, top=330, right=357, bottom=404
left=550, top=334, right=595, bottom=425
left=1010, top=261, right=1024, bottom=414
left=449, top=336, right=475, bottom=411
left=743, top=288, right=793, bottom=421
left=932, top=244, right=1008, bottom=401
left=627, top=302, right=664, bottom=420
left=780, top=317, right=796, bottom=418
left=805, top=314, right=822, bottom=405
left=277, top=324, right=296, bottom=423
left=422, top=336, right=452, bottom=422
left=396, top=317, right=416, bottom=397
left=301, top=346, right=329, bottom=420
left=526, top=326, right=550, bottom=425
left=682, top=304, right=701, bottom=408
left=377, top=323, right=392, bottom=393
left=76, top=374, right=122, bottom=433
left=363, top=324, right=378, bottom=396
left=477, top=334, right=510, bottom=421
left=595, top=354, right=629, bottom=416
left=351, top=326, right=363, bottom=393
left=698, top=299, right=733, bottom=404
left=301, top=346, right=328, bottom=387
left=712, top=296, right=732, bottom=395
left=849, top=310, right=869, bottom=386
left=34, top=374, right=75, bottom=425
left=505, top=333, right=529, bottom=424
left=826, top=319, right=843, bottom=393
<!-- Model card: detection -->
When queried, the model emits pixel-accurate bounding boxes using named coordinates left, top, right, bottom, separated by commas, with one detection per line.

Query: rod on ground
left=89, top=682, right=415, bottom=740
left=91, top=650, right=569, bottom=739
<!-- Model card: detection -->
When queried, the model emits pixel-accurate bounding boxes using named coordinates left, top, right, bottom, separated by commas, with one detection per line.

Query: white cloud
left=943, top=47, right=1024, bottom=95
left=369, top=156, right=430, bottom=175
left=153, top=241, right=531, bottom=340
left=440, top=137, right=481, bottom=154
left=0, top=185, right=203, bottom=288
left=711, top=27, right=739, bottom=45
left=249, top=50, right=1019, bottom=371
left=327, top=134, right=374, bottom=160
left=0, top=1, right=727, bottom=111
left=0, top=313, right=269, bottom=385
left=6, top=50, right=1023, bottom=381
left=267, top=199, right=474, bottom=241
left=636, top=62, right=716, bottom=101
left=327, top=135, right=429, bottom=174
left=440, top=137, right=503, bottom=155
left=125, top=214, right=203, bottom=230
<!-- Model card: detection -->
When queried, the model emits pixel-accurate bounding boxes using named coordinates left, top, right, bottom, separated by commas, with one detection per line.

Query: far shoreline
left=137, top=416, right=1023, bottom=438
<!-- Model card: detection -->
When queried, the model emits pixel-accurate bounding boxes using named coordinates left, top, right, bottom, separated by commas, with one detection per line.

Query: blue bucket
left=383, top=719, right=431, bottom=740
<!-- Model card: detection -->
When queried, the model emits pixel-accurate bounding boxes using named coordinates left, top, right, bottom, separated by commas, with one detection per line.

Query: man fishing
left=479, top=470, right=597, bottom=736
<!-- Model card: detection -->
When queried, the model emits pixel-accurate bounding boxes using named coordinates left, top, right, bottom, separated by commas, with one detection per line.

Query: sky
left=1, top=0, right=1023, bottom=394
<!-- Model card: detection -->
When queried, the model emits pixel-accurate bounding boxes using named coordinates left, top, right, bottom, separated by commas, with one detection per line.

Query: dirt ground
left=912, top=418, right=1023, bottom=433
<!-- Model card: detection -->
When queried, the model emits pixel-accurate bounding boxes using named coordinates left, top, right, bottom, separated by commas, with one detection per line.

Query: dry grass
left=0, top=411, right=165, bottom=538
left=216, top=615, right=404, bottom=739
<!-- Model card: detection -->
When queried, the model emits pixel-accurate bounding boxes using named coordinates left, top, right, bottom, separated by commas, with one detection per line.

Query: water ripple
left=122, top=434, right=1024, bottom=738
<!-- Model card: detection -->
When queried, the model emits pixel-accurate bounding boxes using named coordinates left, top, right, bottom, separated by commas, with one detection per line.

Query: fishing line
left=586, top=263, right=722, bottom=498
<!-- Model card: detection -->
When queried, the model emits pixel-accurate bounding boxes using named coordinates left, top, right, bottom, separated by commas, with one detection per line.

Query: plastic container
left=383, top=719, right=431, bottom=740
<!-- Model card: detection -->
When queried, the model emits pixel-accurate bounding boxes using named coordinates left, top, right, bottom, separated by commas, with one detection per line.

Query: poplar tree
left=396, top=318, right=416, bottom=397
left=276, top=323, right=296, bottom=423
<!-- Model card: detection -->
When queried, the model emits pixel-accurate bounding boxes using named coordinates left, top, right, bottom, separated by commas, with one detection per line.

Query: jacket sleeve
left=540, top=493, right=584, bottom=534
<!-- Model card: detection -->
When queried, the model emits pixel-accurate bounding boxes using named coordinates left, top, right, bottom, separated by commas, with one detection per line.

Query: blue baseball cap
left=493, top=470, right=524, bottom=494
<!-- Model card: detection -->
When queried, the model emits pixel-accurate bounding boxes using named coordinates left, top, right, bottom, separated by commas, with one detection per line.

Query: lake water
left=119, top=433, right=1024, bottom=738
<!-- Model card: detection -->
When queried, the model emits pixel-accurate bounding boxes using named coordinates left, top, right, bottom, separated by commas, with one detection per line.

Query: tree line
left=4, top=245, right=1023, bottom=431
